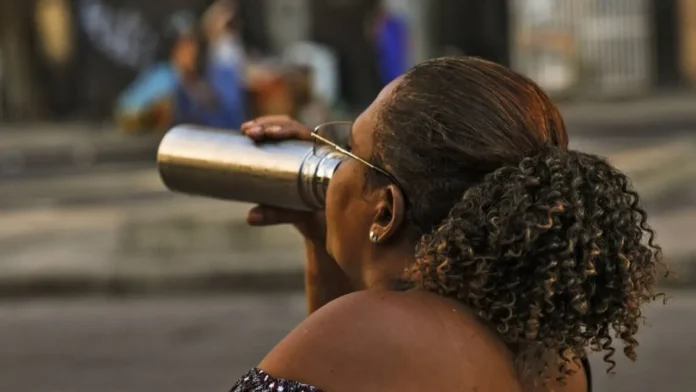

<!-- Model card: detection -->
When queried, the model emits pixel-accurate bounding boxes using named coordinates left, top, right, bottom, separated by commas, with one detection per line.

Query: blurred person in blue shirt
left=116, top=7, right=246, bottom=134
left=370, top=1, right=411, bottom=86
left=178, top=0, right=246, bottom=129
left=115, top=14, right=188, bottom=134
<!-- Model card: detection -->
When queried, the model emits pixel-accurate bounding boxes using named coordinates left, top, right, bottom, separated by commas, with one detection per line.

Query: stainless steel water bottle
left=157, top=124, right=345, bottom=211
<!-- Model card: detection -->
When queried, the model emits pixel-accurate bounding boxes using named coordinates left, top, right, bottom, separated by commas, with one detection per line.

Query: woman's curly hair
left=410, top=145, right=666, bottom=381
left=371, top=56, right=669, bottom=383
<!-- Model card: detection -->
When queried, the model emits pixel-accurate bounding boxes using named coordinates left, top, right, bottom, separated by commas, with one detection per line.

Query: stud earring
left=369, top=231, right=379, bottom=243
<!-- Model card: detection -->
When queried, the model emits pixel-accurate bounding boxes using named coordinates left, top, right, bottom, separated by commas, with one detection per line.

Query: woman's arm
left=247, top=204, right=353, bottom=315
left=241, top=116, right=356, bottom=314
left=303, top=239, right=353, bottom=314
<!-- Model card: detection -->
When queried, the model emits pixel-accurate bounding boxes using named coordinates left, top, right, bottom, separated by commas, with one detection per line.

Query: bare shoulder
left=258, top=290, right=521, bottom=392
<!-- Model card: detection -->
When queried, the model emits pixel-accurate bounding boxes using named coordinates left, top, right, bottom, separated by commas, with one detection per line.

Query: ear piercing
left=370, top=231, right=379, bottom=243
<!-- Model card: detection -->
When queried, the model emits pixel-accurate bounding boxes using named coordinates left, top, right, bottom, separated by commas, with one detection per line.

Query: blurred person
left=201, top=0, right=302, bottom=119
left=116, top=8, right=246, bottom=134
left=115, top=12, right=197, bottom=133
left=202, top=0, right=245, bottom=73
left=231, top=56, right=668, bottom=391
left=174, top=0, right=246, bottom=129
left=369, top=0, right=410, bottom=87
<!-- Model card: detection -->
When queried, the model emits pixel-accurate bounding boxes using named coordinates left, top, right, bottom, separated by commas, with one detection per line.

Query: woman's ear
left=368, top=184, right=406, bottom=244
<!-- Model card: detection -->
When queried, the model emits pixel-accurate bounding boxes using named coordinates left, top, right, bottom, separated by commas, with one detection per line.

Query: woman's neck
left=362, top=247, right=416, bottom=291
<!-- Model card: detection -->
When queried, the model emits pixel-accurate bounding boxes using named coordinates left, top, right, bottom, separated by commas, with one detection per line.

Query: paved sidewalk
left=2, top=291, right=696, bottom=392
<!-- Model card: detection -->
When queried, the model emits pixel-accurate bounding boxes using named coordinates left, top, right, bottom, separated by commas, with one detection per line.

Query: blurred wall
left=237, top=0, right=271, bottom=54
left=0, top=0, right=45, bottom=120
left=653, top=0, right=682, bottom=87
left=310, top=0, right=381, bottom=109
left=431, top=0, right=510, bottom=65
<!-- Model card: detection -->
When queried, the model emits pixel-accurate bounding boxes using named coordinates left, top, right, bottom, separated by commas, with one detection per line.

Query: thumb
left=246, top=205, right=310, bottom=226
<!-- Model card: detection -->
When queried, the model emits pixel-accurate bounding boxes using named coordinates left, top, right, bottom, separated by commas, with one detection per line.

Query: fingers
left=244, top=115, right=292, bottom=126
left=241, top=116, right=312, bottom=142
left=246, top=205, right=310, bottom=226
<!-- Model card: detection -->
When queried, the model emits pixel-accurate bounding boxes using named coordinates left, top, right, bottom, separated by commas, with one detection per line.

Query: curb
left=564, top=116, right=696, bottom=138
left=0, top=270, right=306, bottom=299
left=0, top=136, right=160, bottom=177
left=0, top=255, right=692, bottom=298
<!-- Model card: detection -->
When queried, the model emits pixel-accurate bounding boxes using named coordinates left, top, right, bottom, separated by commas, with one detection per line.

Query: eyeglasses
left=311, top=121, right=403, bottom=190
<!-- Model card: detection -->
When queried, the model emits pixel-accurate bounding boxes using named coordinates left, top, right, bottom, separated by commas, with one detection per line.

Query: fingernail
left=247, top=208, right=263, bottom=224
left=266, top=125, right=282, bottom=133
left=247, top=126, right=262, bottom=135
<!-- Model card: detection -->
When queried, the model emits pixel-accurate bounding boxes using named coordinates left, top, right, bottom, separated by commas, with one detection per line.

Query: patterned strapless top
left=230, top=368, right=324, bottom=392
left=231, top=358, right=593, bottom=392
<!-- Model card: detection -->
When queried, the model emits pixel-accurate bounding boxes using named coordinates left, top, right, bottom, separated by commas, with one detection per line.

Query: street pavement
left=0, top=290, right=694, bottom=392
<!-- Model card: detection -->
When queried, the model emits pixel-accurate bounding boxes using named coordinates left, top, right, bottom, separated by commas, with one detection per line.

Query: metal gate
left=510, top=0, right=652, bottom=98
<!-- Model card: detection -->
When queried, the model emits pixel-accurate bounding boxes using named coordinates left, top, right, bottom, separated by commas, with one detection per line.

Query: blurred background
left=1, top=0, right=696, bottom=391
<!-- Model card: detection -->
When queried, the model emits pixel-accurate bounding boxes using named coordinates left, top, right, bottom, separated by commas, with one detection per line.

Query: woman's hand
left=241, top=115, right=353, bottom=312
left=241, top=115, right=326, bottom=244
left=241, top=114, right=312, bottom=142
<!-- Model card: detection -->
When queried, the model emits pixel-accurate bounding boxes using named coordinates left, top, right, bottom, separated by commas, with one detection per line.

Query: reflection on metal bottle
left=157, top=125, right=345, bottom=211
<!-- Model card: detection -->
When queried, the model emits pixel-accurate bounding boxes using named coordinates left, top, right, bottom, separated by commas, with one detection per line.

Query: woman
left=232, top=57, right=667, bottom=391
